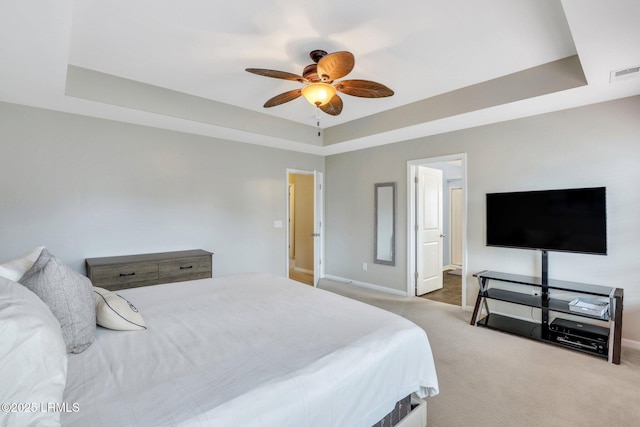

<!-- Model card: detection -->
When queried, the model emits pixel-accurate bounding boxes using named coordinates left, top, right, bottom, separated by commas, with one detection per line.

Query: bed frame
left=374, top=394, right=427, bottom=427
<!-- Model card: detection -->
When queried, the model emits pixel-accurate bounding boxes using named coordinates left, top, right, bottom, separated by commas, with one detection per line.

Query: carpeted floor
left=420, top=270, right=462, bottom=306
left=317, top=278, right=640, bottom=427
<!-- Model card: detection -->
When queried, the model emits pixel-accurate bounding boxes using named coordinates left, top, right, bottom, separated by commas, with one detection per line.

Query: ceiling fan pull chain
left=316, top=107, right=321, bottom=137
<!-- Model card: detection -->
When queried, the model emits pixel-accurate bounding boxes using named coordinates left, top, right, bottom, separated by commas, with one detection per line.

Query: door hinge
left=415, top=176, right=419, bottom=184
left=415, top=271, right=419, bottom=279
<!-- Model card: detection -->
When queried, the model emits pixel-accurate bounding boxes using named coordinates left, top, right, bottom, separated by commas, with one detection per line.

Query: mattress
left=62, top=273, right=438, bottom=426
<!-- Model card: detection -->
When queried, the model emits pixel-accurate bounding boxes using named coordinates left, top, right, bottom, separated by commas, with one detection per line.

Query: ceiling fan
left=246, top=50, right=394, bottom=116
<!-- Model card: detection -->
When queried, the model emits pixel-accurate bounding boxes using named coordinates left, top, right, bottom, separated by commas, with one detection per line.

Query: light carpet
left=317, top=278, right=640, bottom=427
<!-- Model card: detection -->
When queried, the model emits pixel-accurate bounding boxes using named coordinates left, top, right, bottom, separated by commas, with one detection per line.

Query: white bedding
left=62, top=273, right=438, bottom=427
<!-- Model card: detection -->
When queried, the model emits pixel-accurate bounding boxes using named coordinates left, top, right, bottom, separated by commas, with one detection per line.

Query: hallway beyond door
left=419, top=269, right=461, bottom=306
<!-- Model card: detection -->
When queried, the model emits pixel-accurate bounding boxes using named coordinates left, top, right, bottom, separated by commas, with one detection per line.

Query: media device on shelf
left=549, top=318, right=609, bottom=355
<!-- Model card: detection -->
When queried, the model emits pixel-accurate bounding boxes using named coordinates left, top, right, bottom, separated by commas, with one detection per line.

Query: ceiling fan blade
left=319, top=95, right=343, bottom=116
left=246, top=68, right=307, bottom=83
left=317, top=51, right=355, bottom=82
left=263, top=89, right=302, bottom=107
left=335, top=79, right=394, bottom=98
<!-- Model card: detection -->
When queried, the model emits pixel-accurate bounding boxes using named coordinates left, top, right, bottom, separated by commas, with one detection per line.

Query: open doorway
left=407, top=154, right=467, bottom=308
left=286, top=169, right=324, bottom=286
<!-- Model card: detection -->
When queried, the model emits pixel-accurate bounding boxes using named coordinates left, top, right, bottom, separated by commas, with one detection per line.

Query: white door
left=313, top=171, right=323, bottom=286
left=416, top=166, right=444, bottom=295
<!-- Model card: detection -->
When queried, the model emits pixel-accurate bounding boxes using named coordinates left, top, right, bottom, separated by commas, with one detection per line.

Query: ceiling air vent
left=609, top=65, right=640, bottom=83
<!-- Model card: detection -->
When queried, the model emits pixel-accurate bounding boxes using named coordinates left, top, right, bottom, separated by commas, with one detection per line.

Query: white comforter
left=62, top=273, right=438, bottom=427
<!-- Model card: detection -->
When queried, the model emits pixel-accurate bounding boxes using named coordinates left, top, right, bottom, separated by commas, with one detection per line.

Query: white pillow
left=93, top=287, right=146, bottom=331
left=0, top=246, right=45, bottom=281
left=0, top=277, right=67, bottom=427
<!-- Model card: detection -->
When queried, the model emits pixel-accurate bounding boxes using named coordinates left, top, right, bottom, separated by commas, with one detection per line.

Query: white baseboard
left=322, top=275, right=409, bottom=296
left=293, top=266, right=313, bottom=275
left=622, top=338, right=640, bottom=351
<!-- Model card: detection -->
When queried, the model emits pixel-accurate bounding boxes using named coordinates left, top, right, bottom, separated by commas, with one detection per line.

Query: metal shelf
left=476, top=314, right=608, bottom=359
left=482, top=289, right=610, bottom=321
left=471, top=270, right=623, bottom=364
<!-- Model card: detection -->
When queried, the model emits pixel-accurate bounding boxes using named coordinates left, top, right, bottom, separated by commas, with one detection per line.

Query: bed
left=1, top=247, right=438, bottom=427
left=63, top=273, right=438, bottom=426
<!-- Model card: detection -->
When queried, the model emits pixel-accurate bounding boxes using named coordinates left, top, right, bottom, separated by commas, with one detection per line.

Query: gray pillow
left=20, top=248, right=96, bottom=353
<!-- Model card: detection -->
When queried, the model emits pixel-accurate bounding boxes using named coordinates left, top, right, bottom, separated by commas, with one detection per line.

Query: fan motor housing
left=303, top=64, right=320, bottom=82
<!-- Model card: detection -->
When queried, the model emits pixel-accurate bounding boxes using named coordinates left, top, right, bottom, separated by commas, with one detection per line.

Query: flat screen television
left=486, top=187, right=607, bottom=255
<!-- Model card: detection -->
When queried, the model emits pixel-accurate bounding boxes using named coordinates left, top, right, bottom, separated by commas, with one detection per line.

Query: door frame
left=286, top=168, right=324, bottom=286
left=407, top=154, right=468, bottom=307
left=288, top=183, right=295, bottom=260
left=449, top=186, right=463, bottom=268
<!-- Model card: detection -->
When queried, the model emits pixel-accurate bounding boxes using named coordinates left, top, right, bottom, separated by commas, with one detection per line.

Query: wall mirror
left=374, top=182, right=396, bottom=266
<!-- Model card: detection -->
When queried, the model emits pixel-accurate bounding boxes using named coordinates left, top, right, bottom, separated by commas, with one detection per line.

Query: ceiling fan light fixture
left=301, top=83, right=336, bottom=106
left=247, top=50, right=391, bottom=115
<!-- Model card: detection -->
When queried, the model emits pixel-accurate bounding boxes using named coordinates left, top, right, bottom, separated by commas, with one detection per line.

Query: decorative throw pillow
left=20, top=248, right=96, bottom=354
left=0, top=245, right=45, bottom=281
left=0, top=277, right=67, bottom=427
left=93, top=287, right=146, bottom=331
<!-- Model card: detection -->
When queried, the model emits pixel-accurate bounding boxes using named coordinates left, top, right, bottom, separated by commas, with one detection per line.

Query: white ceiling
left=1, top=0, right=639, bottom=155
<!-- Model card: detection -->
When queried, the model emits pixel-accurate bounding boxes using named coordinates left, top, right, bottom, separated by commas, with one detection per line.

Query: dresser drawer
left=86, top=249, right=213, bottom=290
left=159, top=256, right=211, bottom=282
left=89, top=262, right=158, bottom=290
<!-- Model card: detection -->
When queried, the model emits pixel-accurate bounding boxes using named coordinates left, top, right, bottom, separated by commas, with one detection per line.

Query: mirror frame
left=374, top=182, right=396, bottom=266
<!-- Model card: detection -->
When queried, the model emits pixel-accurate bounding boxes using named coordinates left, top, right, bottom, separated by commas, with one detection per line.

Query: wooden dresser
left=86, top=249, right=213, bottom=291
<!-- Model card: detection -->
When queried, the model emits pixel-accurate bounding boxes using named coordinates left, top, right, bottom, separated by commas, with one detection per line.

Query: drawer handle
left=119, top=272, right=136, bottom=277
left=180, top=265, right=193, bottom=270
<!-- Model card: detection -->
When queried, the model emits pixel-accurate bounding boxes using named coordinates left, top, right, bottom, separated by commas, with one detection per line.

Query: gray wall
left=324, top=95, right=640, bottom=344
left=0, top=102, right=324, bottom=276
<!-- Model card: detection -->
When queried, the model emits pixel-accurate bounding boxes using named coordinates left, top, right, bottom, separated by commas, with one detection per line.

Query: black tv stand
left=470, top=270, right=623, bottom=364
left=540, top=250, right=550, bottom=337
